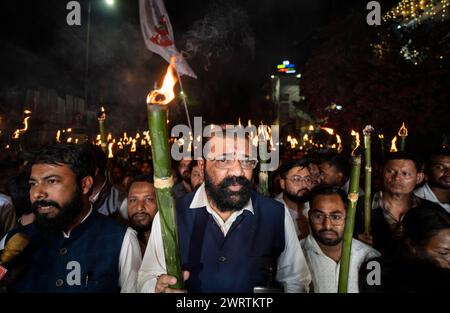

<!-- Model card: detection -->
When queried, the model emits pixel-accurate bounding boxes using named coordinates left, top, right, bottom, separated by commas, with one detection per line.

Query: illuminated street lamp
left=84, top=0, right=115, bottom=106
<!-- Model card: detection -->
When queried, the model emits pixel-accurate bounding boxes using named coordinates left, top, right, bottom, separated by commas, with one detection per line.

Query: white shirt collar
left=305, top=234, right=330, bottom=258
left=62, top=206, right=93, bottom=238
left=90, top=179, right=107, bottom=203
left=189, top=183, right=253, bottom=236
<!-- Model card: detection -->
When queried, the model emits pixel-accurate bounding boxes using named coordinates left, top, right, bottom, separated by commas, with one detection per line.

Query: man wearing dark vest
left=138, top=129, right=311, bottom=293
left=0, top=143, right=141, bottom=292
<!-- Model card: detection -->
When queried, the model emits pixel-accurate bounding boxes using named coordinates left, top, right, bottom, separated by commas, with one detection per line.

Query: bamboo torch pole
left=338, top=130, right=362, bottom=293
left=363, top=125, right=374, bottom=235
left=146, top=57, right=183, bottom=288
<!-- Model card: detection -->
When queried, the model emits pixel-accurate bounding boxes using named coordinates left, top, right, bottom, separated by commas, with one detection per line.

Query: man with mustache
left=276, top=159, right=313, bottom=239
left=301, top=186, right=380, bottom=292
left=0, top=144, right=141, bottom=292
left=414, top=148, right=450, bottom=213
left=356, top=152, right=441, bottom=256
left=138, top=129, right=311, bottom=293
left=127, top=175, right=158, bottom=256
left=172, top=159, right=193, bottom=199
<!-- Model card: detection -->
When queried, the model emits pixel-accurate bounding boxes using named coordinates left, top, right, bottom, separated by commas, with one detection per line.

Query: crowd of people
left=0, top=129, right=449, bottom=293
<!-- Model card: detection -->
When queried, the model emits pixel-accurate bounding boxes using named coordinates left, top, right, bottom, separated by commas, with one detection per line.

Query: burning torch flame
left=303, top=134, right=309, bottom=143
left=350, top=130, right=360, bottom=155
left=321, top=127, right=335, bottom=135
left=336, top=134, right=343, bottom=152
left=398, top=122, right=408, bottom=137
left=98, top=106, right=106, bottom=121
left=390, top=136, right=398, bottom=152
left=107, top=133, right=112, bottom=142
left=56, top=130, right=61, bottom=143
left=378, top=134, right=384, bottom=140
left=146, top=57, right=178, bottom=105
left=12, top=115, right=31, bottom=139
left=108, top=142, right=114, bottom=158
left=287, top=135, right=298, bottom=149
left=131, top=139, right=137, bottom=152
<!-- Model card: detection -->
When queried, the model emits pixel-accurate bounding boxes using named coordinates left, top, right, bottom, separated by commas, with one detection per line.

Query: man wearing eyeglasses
left=276, top=159, right=314, bottom=239
left=300, top=185, right=380, bottom=293
left=138, top=128, right=311, bottom=293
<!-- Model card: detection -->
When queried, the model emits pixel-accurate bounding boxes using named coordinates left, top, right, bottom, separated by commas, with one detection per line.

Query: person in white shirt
left=138, top=129, right=311, bottom=293
left=276, top=159, right=314, bottom=239
left=301, top=185, right=380, bottom=293
left=414, top=148, right=450, bottom=213
left=127, top=175, right=158, bottom=257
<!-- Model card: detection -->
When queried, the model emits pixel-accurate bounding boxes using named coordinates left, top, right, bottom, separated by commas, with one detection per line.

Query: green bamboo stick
left=398, top=122, right=408, bottom=152
left=338, top=144, right=362, bottom=293
left=97, top=107, right=107, bottom=154
left=147, top=103, right=183, bottom=289
left=363, top=126, right=374, bottom=235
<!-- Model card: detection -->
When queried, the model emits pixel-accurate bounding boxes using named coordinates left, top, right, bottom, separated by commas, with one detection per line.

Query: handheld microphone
left=0, top=233, right=30, bottom=281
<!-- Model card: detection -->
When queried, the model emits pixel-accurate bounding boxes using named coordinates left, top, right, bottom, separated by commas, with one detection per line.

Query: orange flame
left=56, top=130, right=61, bottom=143
left=336, top=134, right=343, bottom=152
left=350, top=130, right=360, bottom=155
left=390, top=136, right=398, bottom=152
left=98, top=106, right=106, bottom=120
left=398, top=122, right=408, bottom=137
left=12, top=115, right=31, bottom=139
left=146, top=57, right=178, bottom=105
left=108, top=142, right=114, bottom=158
left=287, top=135, right=298, bottom=149
left=131, top=139, right=137, bottom=152
left=378, top=134, right=384, bottom=139
left=321, top=127, right=335, bottom=135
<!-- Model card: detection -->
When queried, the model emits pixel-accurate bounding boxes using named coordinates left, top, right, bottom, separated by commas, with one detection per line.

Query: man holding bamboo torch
left=138, top=129, right=311, bottom=293
left=301, top=186, right=380, bottom=292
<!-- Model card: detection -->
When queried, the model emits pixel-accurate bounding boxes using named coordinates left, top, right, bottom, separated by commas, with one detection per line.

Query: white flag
left=139, top=0, right=197, bottom=79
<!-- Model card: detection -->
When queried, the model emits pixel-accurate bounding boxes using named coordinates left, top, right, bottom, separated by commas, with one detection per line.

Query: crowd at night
left=0, top=0, right=449, bottom=300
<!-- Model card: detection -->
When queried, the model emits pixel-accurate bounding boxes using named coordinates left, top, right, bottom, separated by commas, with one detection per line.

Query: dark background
left=0, top=0, right=448, bottom=153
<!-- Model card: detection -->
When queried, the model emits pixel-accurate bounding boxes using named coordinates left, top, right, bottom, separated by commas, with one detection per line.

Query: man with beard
left=172, top=159, right=193, bottom=199
left=414, top=148, right=450, bottom=213
left=127, top=175, right=158, bottom=256
left=0, top=144, right=141, bottom=292
left=138, top=129, right=311, bottom=293
left=276, top=159, right=313, bottom=239
left=301, top=186, right=380, bottom=292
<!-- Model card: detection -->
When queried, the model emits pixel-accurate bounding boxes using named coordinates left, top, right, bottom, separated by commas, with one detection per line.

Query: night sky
left=0, top=0, right=368, bottom=127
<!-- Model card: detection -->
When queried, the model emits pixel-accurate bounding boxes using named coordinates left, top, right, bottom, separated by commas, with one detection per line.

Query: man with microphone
left=0, top=143, right=141, bottom=292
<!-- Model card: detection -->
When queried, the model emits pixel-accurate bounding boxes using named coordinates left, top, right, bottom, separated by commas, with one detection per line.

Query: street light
left=84, top=0, right=115, bottom=107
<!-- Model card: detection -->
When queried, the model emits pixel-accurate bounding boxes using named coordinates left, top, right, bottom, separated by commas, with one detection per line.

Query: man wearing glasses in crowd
left=138, top=128, right=311, bottom=293
left=301, top=186, right=380, bottom=292
left=276, top=159, right=314, bottom=239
